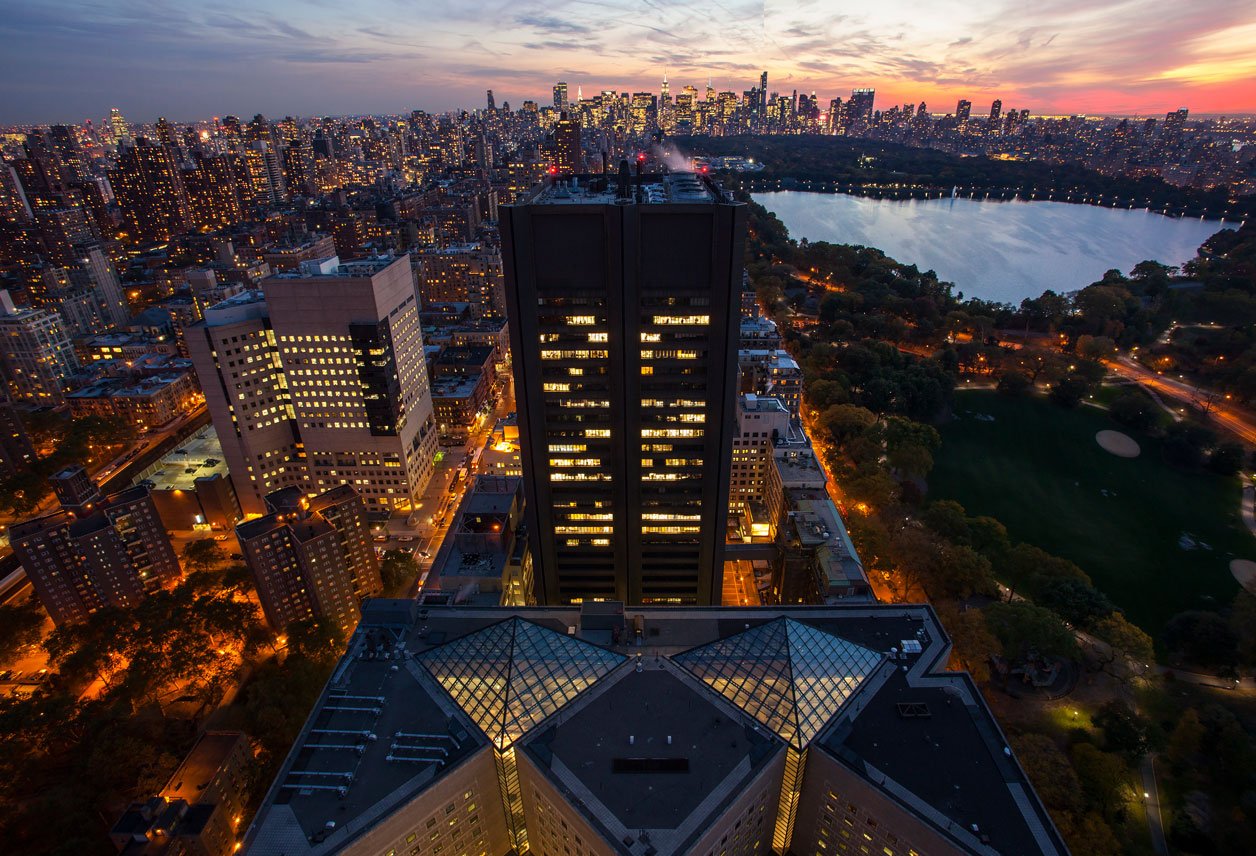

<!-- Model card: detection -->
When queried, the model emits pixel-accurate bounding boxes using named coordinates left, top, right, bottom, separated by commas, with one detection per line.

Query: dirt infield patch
left=1095, top=430, right=1140, bottom=458
left=1232, top=559, right=1256, bottom=594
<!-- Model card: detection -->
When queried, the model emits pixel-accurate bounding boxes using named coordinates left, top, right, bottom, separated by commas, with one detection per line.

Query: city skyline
left=2, top=0, right=1255, bottom=124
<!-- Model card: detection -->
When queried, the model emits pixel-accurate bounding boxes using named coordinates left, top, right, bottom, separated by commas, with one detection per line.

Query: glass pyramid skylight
left=674, top=617, right=883, bottom=748
left=420, top=617, right=626, bottom=748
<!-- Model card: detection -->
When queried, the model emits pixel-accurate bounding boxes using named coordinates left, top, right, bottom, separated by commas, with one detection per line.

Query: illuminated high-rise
left=552, top=111, right=582, bottom=175
left=108, top=107, right=130, bottom=145
left=956, top=98, right=973, bottom=126
left=552, top=81, right=568, bottom=110
left=848, top=88, right=875, bottom=122
left=501, top=172, right=746, bottom=605
left=0, top=290, right=80, bottom=406
left=186, top=256, right=439, bottom=516
left=108, top=137, right=191, bottom=243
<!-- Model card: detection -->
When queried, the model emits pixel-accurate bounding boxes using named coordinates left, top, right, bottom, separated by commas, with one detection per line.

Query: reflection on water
left=755, top=191, right=1235, bottom=304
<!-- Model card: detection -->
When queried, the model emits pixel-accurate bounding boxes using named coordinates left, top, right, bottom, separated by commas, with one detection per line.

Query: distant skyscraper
left=956, top=99, right=972, bottom=125
left=236, top=484, right=380, bottom=633
left=11, top=469, right=179, bottom=625
left=553, top=81, right=568, bottom=110
left=108, top=137, right=191, bottom=243
left=501, top=172, right=747, bottom=605
left=240, top=140, right=287, bottom=211
left=486, top=89, right=496, bottom=111
left=759, top=70, right=768, bottom=115
left=186, top=255, right=439, bottom=516
left=990, top=99, right=1003, bottom=122
left=552, top=111, right=582, bottom=175
left=108, top=107, right=129, bottom=144
left=184, top=151, right=245, bottom=230
left=38, top=243, right=129, bottom=332
left=849, top=88, right=875, bottom=122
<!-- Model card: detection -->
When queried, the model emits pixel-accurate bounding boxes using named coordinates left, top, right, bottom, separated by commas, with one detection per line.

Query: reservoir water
left=754, top=191, right=1236, bottom=304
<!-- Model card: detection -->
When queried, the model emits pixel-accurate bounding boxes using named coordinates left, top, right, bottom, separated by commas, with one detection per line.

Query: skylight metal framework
left=420, top=617, right=626, bottom=749
left=674, top=617, right=883, bottom=749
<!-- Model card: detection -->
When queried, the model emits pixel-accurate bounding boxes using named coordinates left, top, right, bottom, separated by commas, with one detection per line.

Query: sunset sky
left=2, top=0, right=1254, bottom=123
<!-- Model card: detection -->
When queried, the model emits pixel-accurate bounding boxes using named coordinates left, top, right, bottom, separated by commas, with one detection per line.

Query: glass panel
left=421, top=618, right=626, bottom=748
left=674, top=618, right=883, bottom=749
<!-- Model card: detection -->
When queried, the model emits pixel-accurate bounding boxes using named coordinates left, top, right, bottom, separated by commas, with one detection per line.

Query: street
left=377, top=372, right=516, bottom=594
left=1103, top=355, right=1256, bottom=445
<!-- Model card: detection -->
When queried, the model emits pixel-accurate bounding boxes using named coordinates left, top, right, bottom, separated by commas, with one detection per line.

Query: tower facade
left=501, top=172, right=746, bottom=605
left=186, top=255, right=439, bottom=516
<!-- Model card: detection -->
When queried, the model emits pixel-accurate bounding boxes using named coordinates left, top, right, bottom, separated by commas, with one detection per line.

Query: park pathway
left=1140, top=756, right=1169, bottom=855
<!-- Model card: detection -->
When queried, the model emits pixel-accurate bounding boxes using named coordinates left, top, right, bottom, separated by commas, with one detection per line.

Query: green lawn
left=930, top=390, right=1253, bottom=639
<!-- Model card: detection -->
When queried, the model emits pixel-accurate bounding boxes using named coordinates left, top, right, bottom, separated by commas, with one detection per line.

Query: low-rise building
left=424, top=474, right=529, bottom=605
left=738, top=347, right=803, bottom=417
left=67, top=370, right=201, bottom=429
left=110, top=731, right=253, bottom=856
left=259, top=233, right=337, bottom=272
left=431, top=373, right=489, bottom=445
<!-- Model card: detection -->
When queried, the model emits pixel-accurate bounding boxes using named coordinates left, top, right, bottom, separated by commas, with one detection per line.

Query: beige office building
left=187, top=255, right=439, bottom=515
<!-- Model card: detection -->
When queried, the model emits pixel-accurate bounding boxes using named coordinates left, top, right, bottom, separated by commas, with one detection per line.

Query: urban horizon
left=3, top=0, right=1256, bottom=123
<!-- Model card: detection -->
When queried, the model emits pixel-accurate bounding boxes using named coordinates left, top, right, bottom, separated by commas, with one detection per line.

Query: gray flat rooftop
left=522, top=172, right=728, bottom=206
left=524, top=666, right=778, bottom=845
left=825, top=671, right=1060, bottom=856
left=135, top=425, right=229, bottom=492
left=249, top=627, right=484, bottom=855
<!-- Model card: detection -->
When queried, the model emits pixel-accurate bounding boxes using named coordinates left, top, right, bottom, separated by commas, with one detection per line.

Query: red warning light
left=699, top=165, right=709, bottom=174
left=548, top=165, right=559, bottom=175
left=636, top=152, right=647, bottom=162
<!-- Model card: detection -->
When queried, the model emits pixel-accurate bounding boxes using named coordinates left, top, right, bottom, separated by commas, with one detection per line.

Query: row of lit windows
left=642, top=399, right=706, bottom=408
left=651, top=315, right=710, bottom=325
left=540, top=349, right=608, bottom=360
left=550, top=473, right=611, bottom=482
left=641, top=525, right=701, bottom=534
left=642, top=513, right=701, bottom=521
left=641, top=428, right=703, bottom=438
left=640, top=349, right=700, bottom=360
left=555, top=525, right=614, bottom=534
left=549, top=458, right=602, bottom=468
